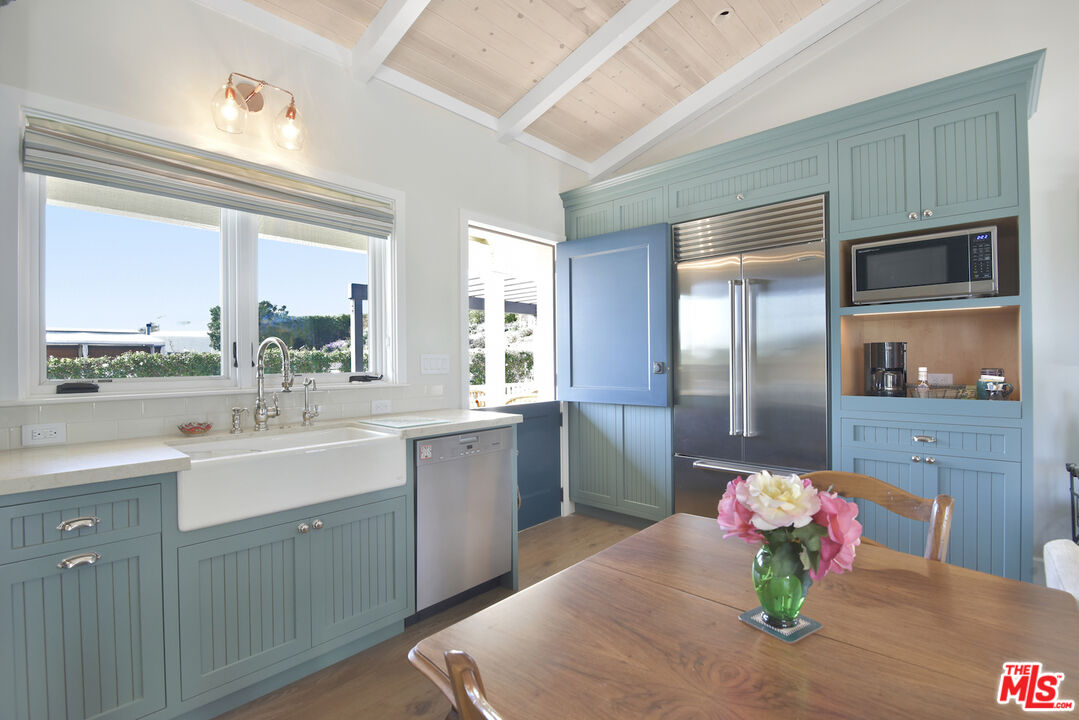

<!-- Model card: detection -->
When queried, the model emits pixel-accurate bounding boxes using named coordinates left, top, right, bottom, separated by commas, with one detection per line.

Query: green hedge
left=47, top=348, right=353, bottom=379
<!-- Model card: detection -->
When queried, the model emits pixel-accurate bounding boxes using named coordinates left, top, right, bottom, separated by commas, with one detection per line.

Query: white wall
left=0, top=0, right=585, bottom=445
left=622, top=0, right=1079, bottom=556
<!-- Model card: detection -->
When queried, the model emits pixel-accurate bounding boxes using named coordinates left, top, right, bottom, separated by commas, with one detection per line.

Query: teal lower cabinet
left=568, top=402, right=672, bottom=521
left=840, top=416, right=1026, bottom=580
left=309, top=497, right=407, bottom=645
left=0, top=535, right=166, bottom=720
left=177, top=522, right=312, bottom=700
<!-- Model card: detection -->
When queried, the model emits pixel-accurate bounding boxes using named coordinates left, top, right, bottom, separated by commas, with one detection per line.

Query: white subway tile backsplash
left=340, top=401, right=372, bottom=419
left=93, top=400, right=144, bottom=420
left=142, top=398, right=188, bottom=417
left=7, top=427, right=19, bottom=449
left=185, top=395, right=230, bottom=415
left=67, top=421, right=119, bottom=444
left=39, top=402, right=94, bottom=423
left=0, top=405, right=40, bottom=427
left=0, top=429, right=9, bottom=451
left=117, top=417, right=165, bottom=439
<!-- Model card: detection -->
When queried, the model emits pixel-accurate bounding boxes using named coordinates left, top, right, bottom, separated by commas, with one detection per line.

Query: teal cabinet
left=309, top=497, right=407, bottom=645
left=0, top=535, right=166, bottom=720
left=565, top=202, right=614, bottom=241
left=837, top=96, right=1018, bottom=234
left=840, top=420, right=1026, bottom=580
left=568, top=402, right=671, bottom=521
left=177, top=522, right=312, bottom=700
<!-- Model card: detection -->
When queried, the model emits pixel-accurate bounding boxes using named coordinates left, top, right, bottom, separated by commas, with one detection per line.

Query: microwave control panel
left=970, top=232, right=995, bottom=281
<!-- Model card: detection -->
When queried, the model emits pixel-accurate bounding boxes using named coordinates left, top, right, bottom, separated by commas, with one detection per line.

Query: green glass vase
left=752, top=543, right=811, bottom=628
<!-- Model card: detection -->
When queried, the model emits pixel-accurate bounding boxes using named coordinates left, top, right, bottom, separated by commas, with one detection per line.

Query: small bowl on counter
left=178, top=421, right=213, bottom=436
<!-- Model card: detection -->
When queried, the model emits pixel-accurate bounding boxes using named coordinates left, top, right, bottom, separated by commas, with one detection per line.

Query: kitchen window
left=20, top=114, right=399, bottom=396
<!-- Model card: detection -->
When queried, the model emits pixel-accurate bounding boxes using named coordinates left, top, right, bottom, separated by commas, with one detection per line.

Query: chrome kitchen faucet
left=253, top=336, right=295, bottom=431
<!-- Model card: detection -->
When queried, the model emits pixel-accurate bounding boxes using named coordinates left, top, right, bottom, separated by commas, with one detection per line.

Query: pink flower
left=717, top=477, right=764, bottom=544
left=810, top=491, right=863, bottom=581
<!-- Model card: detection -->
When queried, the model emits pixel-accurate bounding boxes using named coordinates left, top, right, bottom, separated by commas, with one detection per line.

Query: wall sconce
left=211, top=72, right=306, bottom=151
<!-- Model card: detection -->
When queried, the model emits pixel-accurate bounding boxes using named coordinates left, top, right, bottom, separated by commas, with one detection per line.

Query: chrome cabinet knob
left=909, top=211, right=919, bottom=220
left=297, top=523, right=310, bottom=534
left=312, top=519, right=324, bottom=530
left=923, top=209, right=934, bottom=218
left=912, top=455, right=922, bottom=463
left=925, top=456, right=936, bottom=464
left=736, top=193, right=745, bottom=201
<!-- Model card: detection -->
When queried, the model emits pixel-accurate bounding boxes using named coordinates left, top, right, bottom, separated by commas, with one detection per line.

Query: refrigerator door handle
left=741, top=279, right=757, bottom=437
left=728, top=279, right=742, bottom=437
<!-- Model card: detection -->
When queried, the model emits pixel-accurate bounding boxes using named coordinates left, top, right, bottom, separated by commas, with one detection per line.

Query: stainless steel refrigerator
left=673, top=195, right=829, bottom=517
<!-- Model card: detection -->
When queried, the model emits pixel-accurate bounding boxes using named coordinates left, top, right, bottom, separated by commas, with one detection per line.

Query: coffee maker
left=864, top=342, right=907, bottom=397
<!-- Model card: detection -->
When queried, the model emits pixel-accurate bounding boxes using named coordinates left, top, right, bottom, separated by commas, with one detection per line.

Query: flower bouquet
left=717, top=470, right=863, bottom=628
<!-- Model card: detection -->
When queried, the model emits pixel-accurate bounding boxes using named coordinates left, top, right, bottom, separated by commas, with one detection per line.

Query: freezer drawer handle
left=692, top=459, right=760, bottom=475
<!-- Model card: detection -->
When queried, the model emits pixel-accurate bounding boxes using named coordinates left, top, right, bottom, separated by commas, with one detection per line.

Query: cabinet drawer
left=1, top=485, right=161, bottom=565
left=668, top=143, right=829, bottom=221
left=839, top=418, right=1020, bottom=461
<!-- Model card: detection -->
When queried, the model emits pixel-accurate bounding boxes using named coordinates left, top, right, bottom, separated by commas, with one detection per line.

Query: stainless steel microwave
left=851, top=226, right=998, bottom=304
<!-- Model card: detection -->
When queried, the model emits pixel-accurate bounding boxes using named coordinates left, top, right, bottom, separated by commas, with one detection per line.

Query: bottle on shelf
left=913, top=366, right=930, bottom=398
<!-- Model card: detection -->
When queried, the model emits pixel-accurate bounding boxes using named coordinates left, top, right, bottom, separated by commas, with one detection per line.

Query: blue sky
left=45, top=204, right=367, bottom=332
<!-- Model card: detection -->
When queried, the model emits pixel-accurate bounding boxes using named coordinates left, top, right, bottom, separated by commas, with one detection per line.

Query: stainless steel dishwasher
left=415, top=426, right=514, bottom=612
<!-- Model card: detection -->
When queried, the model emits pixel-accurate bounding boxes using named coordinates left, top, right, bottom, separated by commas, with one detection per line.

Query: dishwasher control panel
left=415, top=427, right=512, bottom=466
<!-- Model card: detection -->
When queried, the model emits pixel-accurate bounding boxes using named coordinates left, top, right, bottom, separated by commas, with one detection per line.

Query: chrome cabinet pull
left=912, top=456, right=922, bottom=463
left=908, top=211, right=919, bottom=220
left=912, top=435, right=937, bottom=444
left=312, top=519, right=324, bottom=530
left=728, top=279, right=742, bottom=437
left=297, top=523, right=310, bottom=534
left=925, top=457, right=936, bottom=464
left=58, top=552, right=101, bottom=570
left=923, top=209, right=934, bottom=218
left=56, top=515, right=100, bottom=533
left=741, top=280, right=756, bottom=437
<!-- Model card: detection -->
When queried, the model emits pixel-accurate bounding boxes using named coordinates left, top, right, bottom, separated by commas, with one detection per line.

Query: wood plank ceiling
left=242, top=0, right=836, bottom=170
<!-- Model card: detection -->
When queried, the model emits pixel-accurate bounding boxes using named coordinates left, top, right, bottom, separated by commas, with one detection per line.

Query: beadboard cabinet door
left=0, top=536, right=165, bottom=720
left=177, top=523, right=312, bottom=700
left=841, top=446, right=934, bottom=559
left=309, top=497, right=408, bottom=645
left=837, top=121, right=921, bottom=234
left=918, top=96, right=1018, bottom=221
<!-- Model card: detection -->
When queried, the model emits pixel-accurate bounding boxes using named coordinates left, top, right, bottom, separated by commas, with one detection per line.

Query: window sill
left=4, top=380, right=407, bottom=407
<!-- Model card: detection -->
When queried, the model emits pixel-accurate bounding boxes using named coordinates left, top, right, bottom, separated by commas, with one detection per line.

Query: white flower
left=735, top=470, right=821, bottom=531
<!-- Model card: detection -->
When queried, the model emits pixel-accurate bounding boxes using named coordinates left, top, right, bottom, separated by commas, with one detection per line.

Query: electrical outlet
left=927, top=373, right=954, bottom=386
left=371, top=399, right=392, bottom=415
left=22, top=423, right=67, bottom=446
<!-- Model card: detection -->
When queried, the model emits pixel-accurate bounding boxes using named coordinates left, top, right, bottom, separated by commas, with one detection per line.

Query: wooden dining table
left=409, top=513, right=1079, bottom=718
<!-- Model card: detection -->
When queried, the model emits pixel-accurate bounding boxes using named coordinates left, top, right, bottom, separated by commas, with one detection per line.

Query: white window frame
left=20, top=175, right=403, bottom=398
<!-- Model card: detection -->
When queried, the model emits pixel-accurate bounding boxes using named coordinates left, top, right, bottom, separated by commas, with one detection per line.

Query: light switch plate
left=927, top=373, right=954, bottom=386
left=22, top=423, right=66, bottom=446
left=371, top=399, right=392, bottom=414
left=420, top=354, right=450, bottom=375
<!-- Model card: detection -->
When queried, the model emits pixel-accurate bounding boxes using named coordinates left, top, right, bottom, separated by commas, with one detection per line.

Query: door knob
left=653, top=361, right=666, bottom=374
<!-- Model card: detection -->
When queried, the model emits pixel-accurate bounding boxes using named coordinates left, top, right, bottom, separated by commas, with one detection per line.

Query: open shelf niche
left=840, top=305, right=1021, bottom=401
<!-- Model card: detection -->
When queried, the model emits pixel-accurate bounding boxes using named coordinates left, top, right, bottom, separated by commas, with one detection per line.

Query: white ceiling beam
left=352, top=0, right=432, bottom=82
left=496, top=0, right=680, bottom=142
left=590, top=0, right=887, bottom=178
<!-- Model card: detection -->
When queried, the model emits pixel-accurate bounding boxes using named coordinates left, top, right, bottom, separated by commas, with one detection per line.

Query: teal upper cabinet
left=556, top=224, right=670, bottom=406
left=838, top=96, right=1018, bottom=234
left=0, top=535, right=166, bottom=720
left=668, top=143, right=830, bottom=222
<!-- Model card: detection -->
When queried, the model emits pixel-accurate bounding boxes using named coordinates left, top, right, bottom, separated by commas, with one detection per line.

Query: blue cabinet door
left=177, top=522, right=312, bottom=700
left=556, top=224, right=670, bottom=406
left=0, top=536, right=165, bottom=720
left=837, top=121, right=921, bottom=234
left=931, top=456, right=1024, bottom=580
left=309, top=497, right=408, bottom=645
left=918, top=96, right=1018, bottom=220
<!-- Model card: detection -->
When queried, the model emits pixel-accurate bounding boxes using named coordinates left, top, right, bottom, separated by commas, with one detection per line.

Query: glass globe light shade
left=272, top=102, right=306, bottom=151
left=211, top=82, right=248, bottom=134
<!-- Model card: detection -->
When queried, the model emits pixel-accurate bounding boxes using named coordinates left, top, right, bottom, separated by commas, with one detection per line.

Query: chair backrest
left=803, top=471, right=954, bottom=562
left=444, top=650, right=504, bottom=720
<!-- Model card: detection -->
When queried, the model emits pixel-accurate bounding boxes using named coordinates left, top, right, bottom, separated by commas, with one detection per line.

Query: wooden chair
left=803, top=471, right=954, bottom=562
left=443, top=650, right=504, bottom=720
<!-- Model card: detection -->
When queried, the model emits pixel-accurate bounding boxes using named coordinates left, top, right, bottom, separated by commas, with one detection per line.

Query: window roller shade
left=23, top=115, right=394, bottom=239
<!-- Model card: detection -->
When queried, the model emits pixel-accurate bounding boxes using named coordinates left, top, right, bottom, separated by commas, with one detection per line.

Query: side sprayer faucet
left=302, top=377, right=320, bottom=426
left=253, top=336, right=295, bottom=431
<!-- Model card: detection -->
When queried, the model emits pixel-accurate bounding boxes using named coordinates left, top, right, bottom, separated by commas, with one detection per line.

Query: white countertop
left=0, top=409, right=522, bottom=499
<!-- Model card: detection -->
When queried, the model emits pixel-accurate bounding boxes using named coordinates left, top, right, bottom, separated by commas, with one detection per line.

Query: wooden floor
left=217, top=513, right=639, bottom=720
